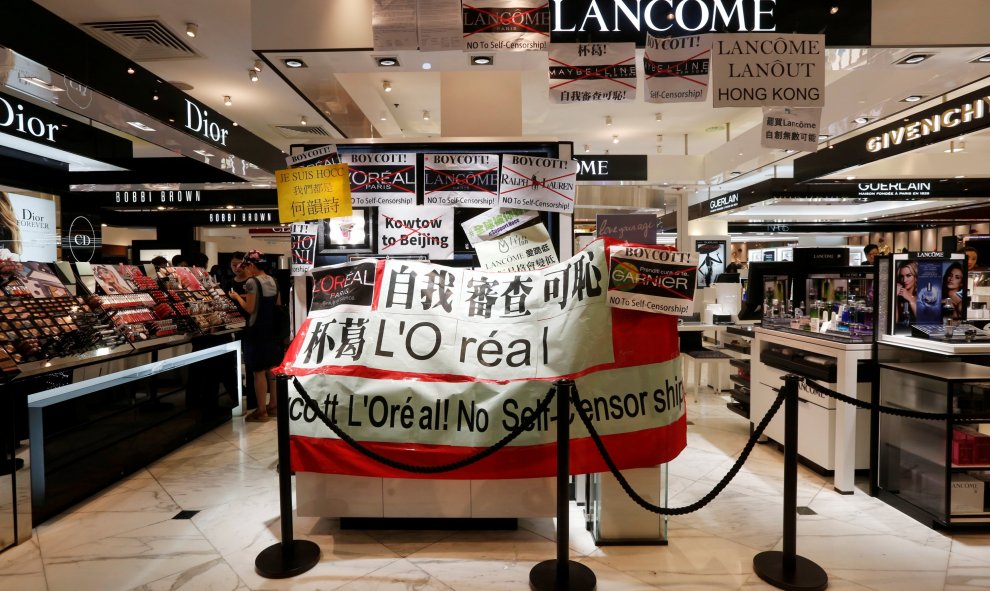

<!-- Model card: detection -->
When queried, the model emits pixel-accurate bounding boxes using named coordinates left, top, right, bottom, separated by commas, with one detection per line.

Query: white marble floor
left=3, top=392, right=990, bottom=591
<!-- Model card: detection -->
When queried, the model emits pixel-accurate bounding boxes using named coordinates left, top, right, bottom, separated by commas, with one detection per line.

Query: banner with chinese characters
left=423, top=153, right=500, bottom=207
left=342, top=152, right=417, bottom=206
left=473, top=223, right=559, bottom=272
left=278, top=238, right=687, bottom=479
left=290, top=222, right=319, bottom=277
left=498, top=155, right=577, bottom=213
left=377, top=205, right=454, bottom=259
left=462, top=0, right=550, bottom=52
left=549, top=42, right=637, bottom=103
left=760, top=107, right=822, bottom=152
left=607, top=245, right=697, bottom=315
left=276, top=164, right=353, bottom=224
left=462, top=207, right=540, bottom=245
left=644, top=33, right=710, bottom=104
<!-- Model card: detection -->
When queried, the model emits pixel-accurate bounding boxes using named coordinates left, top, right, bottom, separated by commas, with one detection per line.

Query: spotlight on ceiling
left=223, top=95, right=232, bottom=106
left=252, top=60, right=263, bottom=72
left=375, top=56, right=400, bottom=67
left=300, top=115, right=307, bottom=126
left=380, top=112, right=387, bottom=121
left=470, top=55, right=494, bottom=66
left=185, top=22, right=198, bottom=38
left=583, top=144, right=590, bottom=153
left=902, top=95, right=924, bottom=102
left=896, top=53, right=932, bottom=65
left=283, top=58, right=307, bottom=68
left=605, top=115, right=613, bottom=127
left=382, top=80, right=392, bottom=93
left=612, top=135, right=619, bottom=144
left=423, top=110, right=431, bottom=121
left=854, top=116, right=870, bottom=124
left=944, top=140, right=966, bottom=153
left=249, top=69, right=258, bottom=82
left=974, top=53, right=990, bottom=63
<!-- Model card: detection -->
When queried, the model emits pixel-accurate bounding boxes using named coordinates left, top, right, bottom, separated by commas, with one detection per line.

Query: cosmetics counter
left=873, top=254, right=990, bottom=529
left=0, top=260, right=246, bottom=548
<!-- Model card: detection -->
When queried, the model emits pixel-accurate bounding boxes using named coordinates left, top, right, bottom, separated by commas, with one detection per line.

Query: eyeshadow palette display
left=0, top=296, right=127, bottom=366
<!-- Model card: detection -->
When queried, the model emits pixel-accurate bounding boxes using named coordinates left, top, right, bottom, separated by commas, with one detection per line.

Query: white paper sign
left=286, top=144, right=339, bottom=168
left=473, top=223, right=559, bottom=272
left=607, top=246, right=698, bottom=316
left=462, top=207, right=540, bottom=245
left=378, top=205, right=454, bottom=259
left=644, top=33, right=710, bottom=104
left=760, top=107, right=822, bottom=152
left=418, top=0, right=463, bottom=51
left=290, top=222, right=319, bottom=277
left=6, top=193, right=57, bottom=262
left=342, top=152, right=416, bottom=206
left=711, top=33, right=825, bottom=108
left=549, top=43, right=637, bottom=103
left=498, top=155, right=577, bottom=213
left=462, top=0, right=550, bottom=52
left=423, top=153, right=500, bottom=207
left=372, top=0, right=418, bottom=51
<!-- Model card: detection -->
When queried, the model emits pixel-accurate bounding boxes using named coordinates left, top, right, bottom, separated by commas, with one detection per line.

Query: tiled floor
left=3, top=391, right=990, bottom=590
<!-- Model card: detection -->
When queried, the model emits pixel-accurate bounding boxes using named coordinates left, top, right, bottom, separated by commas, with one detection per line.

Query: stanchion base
left=255, top=539, right=321, bottom=579
left=529, top=559, right=596, bottom=591
left=753, top=551, right=827, bottom=591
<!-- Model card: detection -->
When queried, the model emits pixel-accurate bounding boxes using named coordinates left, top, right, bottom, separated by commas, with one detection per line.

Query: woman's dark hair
left=231, top=251, right=245, bottom=260
left=942, top=261, right=965, bottom=292
left=151, top=256, right=168, bottom=268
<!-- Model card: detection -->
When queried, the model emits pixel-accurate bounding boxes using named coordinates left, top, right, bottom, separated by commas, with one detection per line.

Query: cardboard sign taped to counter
left=607, top=245, right=698, bottom=315
left=278, top=238, right=687, bottom=480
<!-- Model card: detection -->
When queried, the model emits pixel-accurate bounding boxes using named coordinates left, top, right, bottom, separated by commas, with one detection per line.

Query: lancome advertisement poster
left=892, top=255, right=967, bottom=334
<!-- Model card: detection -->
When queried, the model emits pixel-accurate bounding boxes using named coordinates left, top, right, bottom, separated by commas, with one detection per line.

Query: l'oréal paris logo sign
left=552, top=0, right=778, bottom=41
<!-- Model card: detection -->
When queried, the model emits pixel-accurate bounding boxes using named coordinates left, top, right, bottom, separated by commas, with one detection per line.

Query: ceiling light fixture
left=252, top=59, right=263, bottom=72
left=656, top=134, right=663, bottom=143
left=944, top=140, right=966, bottom=153
left=584, top=144, right=590, bottom=153
left=126, top=66, right=135, bottom=75
left=846, top=175, right=856, bottom=180
left=605, top=115, right=613, bottom=127
left=655, top=113, right=662, bottom=122
left=818, top=134, right=830, bottom=141
left=897, top=53, right=932, bottom=65
left=126, top=121, right=156, bottom=132
left=422, top=62, right=432, bottom=70
left=379, top=112, right=387, bottom=121
left=423, top=110, right=430, bottom=120
left=300, top=115, right=307, bottom=126
left=656, top=145, right=663, bottom=154
left=249, top=69, right=258, bottom=82
left=902, top=95, right=924, bottom=102
left=375, top=56, right=400, bottom=67
left=223, top=95, right=232, bottom=106
left=185, top=22, right=198, bottom=38
left=612, top=135, right=619, bottom=144
left=19, top=76, right=65, bottom=92
left=829, top=6, right=839, bottom=14
left=854, top=116, right=870, bottom=124
left=157, top=206, right=166, bottom=210
left=383, top=80, right=392, bottom=92
left=152, top=92, right=159, bottom=101
left=283, top=58, right=307, bottom=68
left=974, top=53, right=990, bottom=63
left=470, top=55, right=494, bottom=66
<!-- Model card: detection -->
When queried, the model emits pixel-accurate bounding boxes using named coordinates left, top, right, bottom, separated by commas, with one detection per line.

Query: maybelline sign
left=550, top=0, right=871, bottom=46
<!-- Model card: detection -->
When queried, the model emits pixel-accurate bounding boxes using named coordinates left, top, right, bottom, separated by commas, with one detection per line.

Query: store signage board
left=550, top=0, right=871, bottom=46
left=60, top=209, right=101, bottom=263
left=462, top=0, right=550, bottom=51
left=793, top=247, right=849, bottom=266
left=85, top=189, right=276, bottom=209
left=597, top=213, right=657, bottom=244
left=795, top=86, right=990, bottom=181
left=278, top=239, right=687, bottom=479
left=549, top=42, right=637, bottom=103
left=574, top=155, right=647, bottom=181
left=342, top=152, right=417, bottom=206
left=644, top=33, right=710, bottom=104
left=710, top=33, right=825, bottom=108
left=276, top=164, right=353, bottom=224
left=498, top=155, right=578, bottom=213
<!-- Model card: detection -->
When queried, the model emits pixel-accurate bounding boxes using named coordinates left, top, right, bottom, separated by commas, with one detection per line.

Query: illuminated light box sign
left=574, top=155, right=647, bottom=181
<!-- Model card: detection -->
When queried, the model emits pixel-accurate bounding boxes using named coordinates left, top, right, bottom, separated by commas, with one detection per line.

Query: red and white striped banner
left=278, top=238, right=686, bottom=479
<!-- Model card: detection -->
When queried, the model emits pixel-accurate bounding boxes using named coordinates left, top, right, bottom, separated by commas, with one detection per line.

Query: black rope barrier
left=799, top=376, right=990, bottom=423
left=571, top=386, right=787, bottom=516
left=290, top=376, right=556, bottom=474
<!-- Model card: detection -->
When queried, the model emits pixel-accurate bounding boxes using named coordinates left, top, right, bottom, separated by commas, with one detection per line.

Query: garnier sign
left=550, top=0, right=871, bottom=46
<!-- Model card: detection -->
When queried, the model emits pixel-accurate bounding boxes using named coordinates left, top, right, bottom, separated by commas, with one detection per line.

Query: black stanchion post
left=529, top=380, right=596, bottom=591
left=753, top=375, right=827, bottom=591
left=255, top=375, right=321, bottom=579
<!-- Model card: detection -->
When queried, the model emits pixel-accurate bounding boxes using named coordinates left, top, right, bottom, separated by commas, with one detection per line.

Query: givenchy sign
left=866, top=95, right=990, bottom=154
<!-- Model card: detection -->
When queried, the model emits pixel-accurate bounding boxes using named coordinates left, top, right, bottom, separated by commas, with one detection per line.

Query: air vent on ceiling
left=82, top=19, right=200, bottom=61
left=274, top=125, right=332, bottom=138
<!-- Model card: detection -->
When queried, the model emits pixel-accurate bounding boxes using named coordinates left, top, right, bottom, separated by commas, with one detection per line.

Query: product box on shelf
left=951, top=473, right=986, bottom=514
left=952, top=426, right=990, bottom=465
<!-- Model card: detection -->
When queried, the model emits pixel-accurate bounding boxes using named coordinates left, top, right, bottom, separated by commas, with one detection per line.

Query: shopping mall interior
left=2, top=1, right=990, bottom=590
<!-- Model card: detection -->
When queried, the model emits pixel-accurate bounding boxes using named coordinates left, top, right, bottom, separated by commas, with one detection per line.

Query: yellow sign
left=276, top=163, right=352, bottom=223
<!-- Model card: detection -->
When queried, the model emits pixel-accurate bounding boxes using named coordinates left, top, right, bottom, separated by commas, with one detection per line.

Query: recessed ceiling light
left=583, top=144, right=590, bottom=153
left=470, top=55, right=494, bottom=66
left=226, top=205, right=235, bottom=210
left=974, top=53, right=990, bottom=63
left=126, top=121, right=156, bottom=132
left=829, top=6, right=839, bottom=14
left=846, top=175, right=856, bottom=180
left=422, top=62, right=432, bottom=70
left=223, top=95, right=232, bottom=106
left=283, top=58, right=307, bottom=68
left=375, top=56, right=399, bottom=67
left=423, top=110, right=430, bottom=120
left=897, top=53, right=932, bottom=65
left=19, top=76, right=65, bottom=92
left=612, top=135, right=619, bottom=144
left=185, top=22, right=198, bottom=38
left=854, top=116, right=870, bottom=124
left=955, top=175, right=966, bottom=179
left=818, top=134, right=830, bottom=141
left=605, top=115, right=613, bottom=127
left=379, top=112, right=387, bottom=121
left=902, top=95, right=924, bottom=102
left=157, top=206, right=166, bottom=210
left=126, top=66, right=135, bottom=75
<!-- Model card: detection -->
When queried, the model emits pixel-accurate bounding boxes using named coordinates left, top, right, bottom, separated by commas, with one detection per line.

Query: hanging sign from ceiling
left=710, top=33, right=825, bottom=108
left=549, top=42, right=637, bottom=103
left=342, top=152, right=417, bottom=206
left=276, top=164, right=353, bottom=224
left=378, top=205, right=454, bottom=259
left=498, top=155, right=578, bottom=213
left=424, top=153, right=500, bottom=207
left=574, top=155, right=648, bottom=181
left=462, top=0, right=551, bottom=51
left=760, top=106, right=822, bottom=152
left=644, top=33, right=711, bottom=104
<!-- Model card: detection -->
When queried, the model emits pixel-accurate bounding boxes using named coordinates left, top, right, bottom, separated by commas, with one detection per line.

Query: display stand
left=256, top=377, right=321, bottom=578
left=529, top=381, right=596, bottom=591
